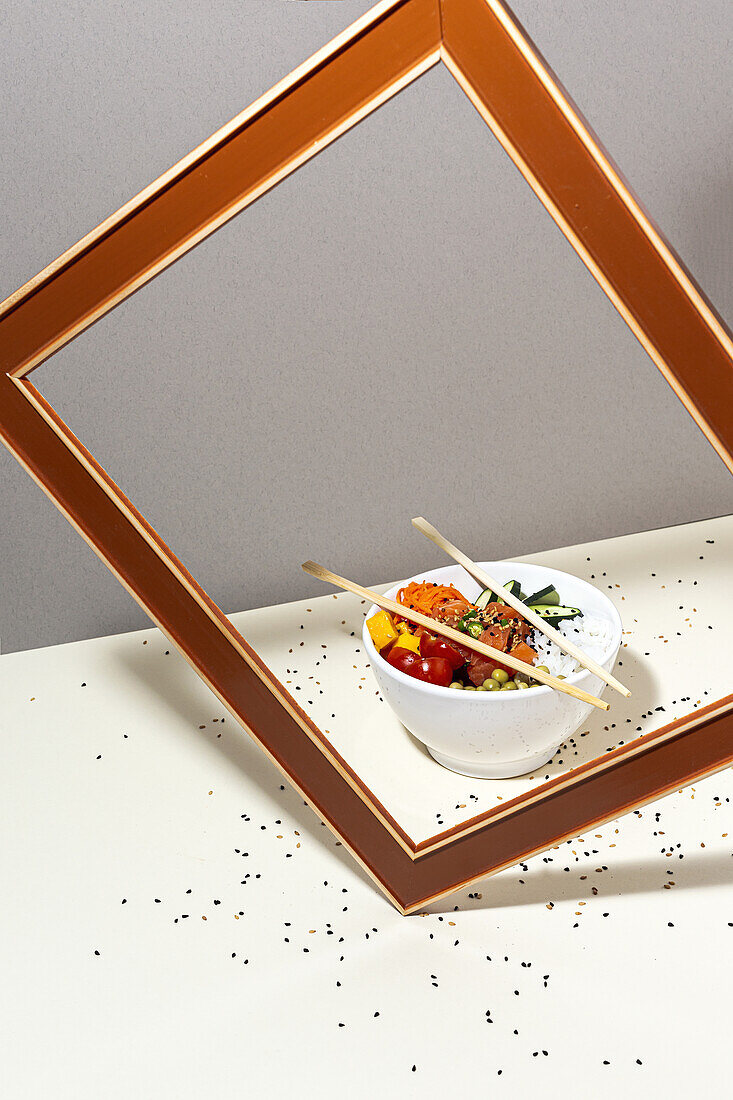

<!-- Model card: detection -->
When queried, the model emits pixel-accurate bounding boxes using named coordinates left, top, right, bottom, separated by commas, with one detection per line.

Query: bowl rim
left=362, top=559, right=623, bottom=702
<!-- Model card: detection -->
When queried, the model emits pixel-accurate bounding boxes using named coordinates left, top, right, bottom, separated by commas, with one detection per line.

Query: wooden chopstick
left=411, top=517, right=630, bottom=699
left=302, top=560, right=609, bottom=712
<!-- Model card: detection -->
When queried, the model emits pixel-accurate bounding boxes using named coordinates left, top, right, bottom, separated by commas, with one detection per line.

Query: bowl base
left=426, top=746, right=555, bottom=780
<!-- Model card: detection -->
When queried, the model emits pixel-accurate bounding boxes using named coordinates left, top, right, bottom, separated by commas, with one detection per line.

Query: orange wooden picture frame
left=1, top=0, right=732, bottom=913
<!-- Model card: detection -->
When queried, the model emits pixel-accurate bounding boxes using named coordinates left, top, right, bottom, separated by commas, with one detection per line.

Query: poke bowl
left=362, top=561, right=622, bottom=778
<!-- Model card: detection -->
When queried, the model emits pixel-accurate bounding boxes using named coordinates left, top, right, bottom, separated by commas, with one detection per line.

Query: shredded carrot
left=396, top=581, right=471, bottom=619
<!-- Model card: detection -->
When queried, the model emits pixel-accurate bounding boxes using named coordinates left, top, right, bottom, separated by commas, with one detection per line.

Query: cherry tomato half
left=406, top=656, right=453, bottom=687
left=386, top=647, right=420, bottom=675
left=419, top=633, right=466, bottom=670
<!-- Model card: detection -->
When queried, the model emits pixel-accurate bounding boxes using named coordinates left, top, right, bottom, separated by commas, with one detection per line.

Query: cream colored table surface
left=1, top=517, right=732, bottom=1098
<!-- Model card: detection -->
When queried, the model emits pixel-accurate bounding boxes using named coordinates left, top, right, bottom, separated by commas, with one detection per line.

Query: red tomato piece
left=386, top=648, right=420, bottom=675
left=406, top=657, right=453, bottom=687
left=419, top=633, right=467, bottom=670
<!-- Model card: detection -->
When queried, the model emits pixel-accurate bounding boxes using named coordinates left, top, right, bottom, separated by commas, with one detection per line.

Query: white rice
left=530, top=613, right=615, bottom=678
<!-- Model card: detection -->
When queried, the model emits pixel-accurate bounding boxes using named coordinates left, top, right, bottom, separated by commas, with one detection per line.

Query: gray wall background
left=2, top=0, right=732, bottom=654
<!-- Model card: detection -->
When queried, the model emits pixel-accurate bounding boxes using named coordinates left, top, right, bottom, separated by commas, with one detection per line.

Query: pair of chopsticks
left=411, top=518, right=630, bottom=699
left=302, top=520, right=630, bottom=712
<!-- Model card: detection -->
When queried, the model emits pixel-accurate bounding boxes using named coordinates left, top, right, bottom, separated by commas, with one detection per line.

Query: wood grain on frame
left=1, top=0, right=732, bottom=911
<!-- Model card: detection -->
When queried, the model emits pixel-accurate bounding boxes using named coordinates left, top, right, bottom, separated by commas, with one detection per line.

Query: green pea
left=516, top=680, right=529, bottom=689
left=491, top=668, right=509, bottom=684
left=449, top=682, right=464, bottom=689
left=482, top=678, right=500, bottom=691
left=501, top=681, right=518, bottom=690
left=535, top=664, right=550, bottom=674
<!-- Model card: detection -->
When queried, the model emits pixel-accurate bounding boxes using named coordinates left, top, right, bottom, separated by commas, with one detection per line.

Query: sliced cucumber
left=475, top=588, right=494, bottom=611
left=475, top=585, right=507, bottom=607
left=530, top=603, right=581, bottom=626
left=476, top=580, right=526, bottom=610
left=525, top=584, right=560, bottom=607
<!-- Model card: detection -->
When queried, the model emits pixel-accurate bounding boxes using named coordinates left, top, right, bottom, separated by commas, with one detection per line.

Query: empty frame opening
left=32, top=64, right=731, bottom=632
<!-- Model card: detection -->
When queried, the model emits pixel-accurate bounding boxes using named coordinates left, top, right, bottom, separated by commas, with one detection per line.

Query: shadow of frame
left=426, top=850, right=733, bottom=914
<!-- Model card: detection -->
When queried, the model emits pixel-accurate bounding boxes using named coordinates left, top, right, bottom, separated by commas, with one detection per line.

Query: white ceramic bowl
left=363, top=561, right=622, bottom=779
